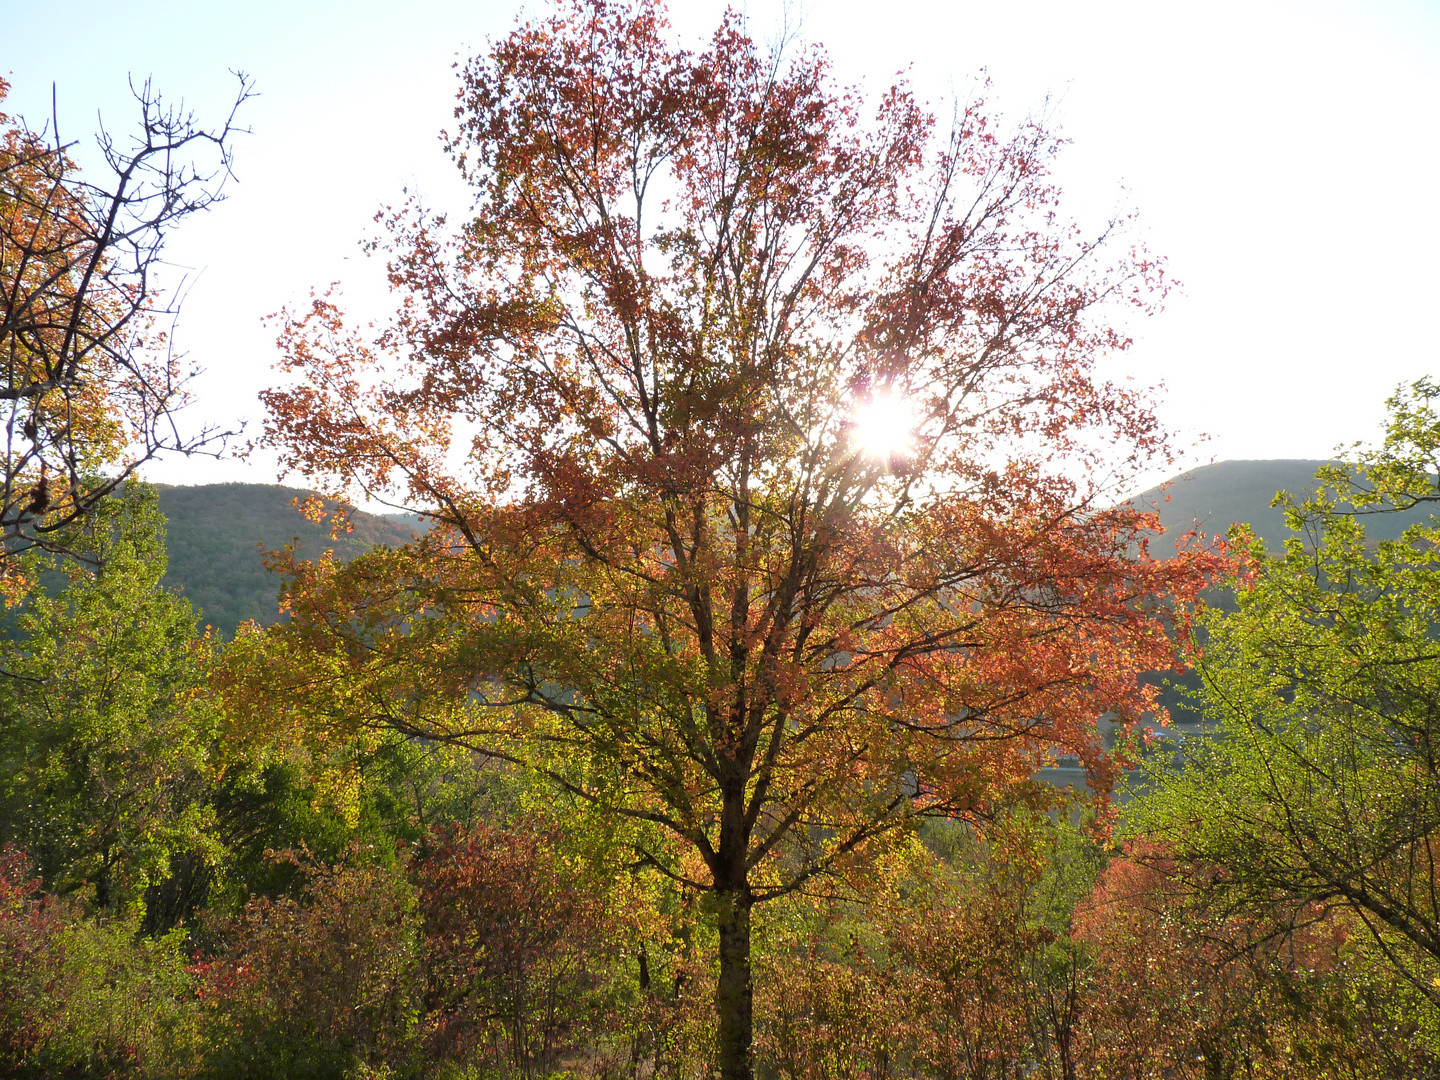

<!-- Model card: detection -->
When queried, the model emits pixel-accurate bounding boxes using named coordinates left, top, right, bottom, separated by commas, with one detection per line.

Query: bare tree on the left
left=0, top=72, right=252, bottom=575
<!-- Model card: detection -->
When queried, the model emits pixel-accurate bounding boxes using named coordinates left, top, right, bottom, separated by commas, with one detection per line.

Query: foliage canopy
left=1129, top=377, right=1440, bottom=1010
left=0, top=485, right=217, bottom=917
left=240, top=3, right=1223, bottom=1075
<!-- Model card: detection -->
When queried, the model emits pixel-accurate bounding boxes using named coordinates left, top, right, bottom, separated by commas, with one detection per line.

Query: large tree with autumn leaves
left=237, top=3, right=1221, bottom=1076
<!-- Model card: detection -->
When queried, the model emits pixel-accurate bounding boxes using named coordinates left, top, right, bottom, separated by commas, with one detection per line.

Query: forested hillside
left=1132, top=458, right=1436, bottom=549
left=152, top=462, right=1429, bottom=640
left=155, top=484, right=422, bottom=635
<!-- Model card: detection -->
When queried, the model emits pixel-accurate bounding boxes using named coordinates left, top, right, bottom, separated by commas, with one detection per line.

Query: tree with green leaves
left=0, top=484, right=219, bottom=919
left=1129, top=378, right=1440, bottom=1014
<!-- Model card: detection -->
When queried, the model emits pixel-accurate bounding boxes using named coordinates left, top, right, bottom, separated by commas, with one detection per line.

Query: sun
left=852, top=390, right=917, bottom=461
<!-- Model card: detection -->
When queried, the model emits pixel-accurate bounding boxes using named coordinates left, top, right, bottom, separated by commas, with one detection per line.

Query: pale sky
left=3, top=0, right=1437, bottom=493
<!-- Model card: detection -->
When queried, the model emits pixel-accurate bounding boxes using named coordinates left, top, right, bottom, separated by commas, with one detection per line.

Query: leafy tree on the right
left=1129, top=377, right=1440, bottom=1021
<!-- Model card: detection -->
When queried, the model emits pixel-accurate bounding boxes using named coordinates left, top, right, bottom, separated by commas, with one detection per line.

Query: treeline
left=1, top=480, right=1434, bottom=1077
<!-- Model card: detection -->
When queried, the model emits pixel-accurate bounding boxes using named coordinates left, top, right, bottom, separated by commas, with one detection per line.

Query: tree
left=0, top=484, right=219, bottom=917
left=240, top=3, right=1220, bottom=1075
left=0, top=74, right=250, bottom=579
left=1128, top=378, right=1440, bottom=1014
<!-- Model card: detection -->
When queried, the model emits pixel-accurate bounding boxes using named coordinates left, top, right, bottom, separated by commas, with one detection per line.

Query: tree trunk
left=715, top=886, right=754, bottom=1080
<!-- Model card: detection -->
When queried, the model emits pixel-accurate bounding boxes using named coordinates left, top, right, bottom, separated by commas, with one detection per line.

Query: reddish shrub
left=0, top=845, right=202, bottom=1078
left=1073, top=841, right=1363, bottom=1079
left=196, top=846, right=420, bottom=1079
left=0, top=845, right=70, bottom=1069
left=415, top=821, right=618, bottom=1072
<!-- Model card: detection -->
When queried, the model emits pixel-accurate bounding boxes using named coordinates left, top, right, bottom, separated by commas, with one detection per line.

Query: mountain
left=155, top=484, right=423, bottom=636
left=1125, top=459, right=1438, bottom=729
left=151, top=461, right=1439, bottom=648
left=1130, top=459, right=1436, bottom=550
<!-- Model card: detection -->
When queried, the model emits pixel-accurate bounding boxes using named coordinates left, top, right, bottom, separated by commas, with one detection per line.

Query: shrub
left=195, top=845, right=421, bottom=1079
left=0, top=844, right=204, bottom=1079
left=0, top=845, right=68, bottom=1071
left=415, top=821, right=620, bottom=1075
left=1072, top=841, right=1405, bottom=1079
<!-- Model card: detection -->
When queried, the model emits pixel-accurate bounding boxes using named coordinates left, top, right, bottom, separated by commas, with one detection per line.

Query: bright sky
left=3, top=0, right=1437, bottom=493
